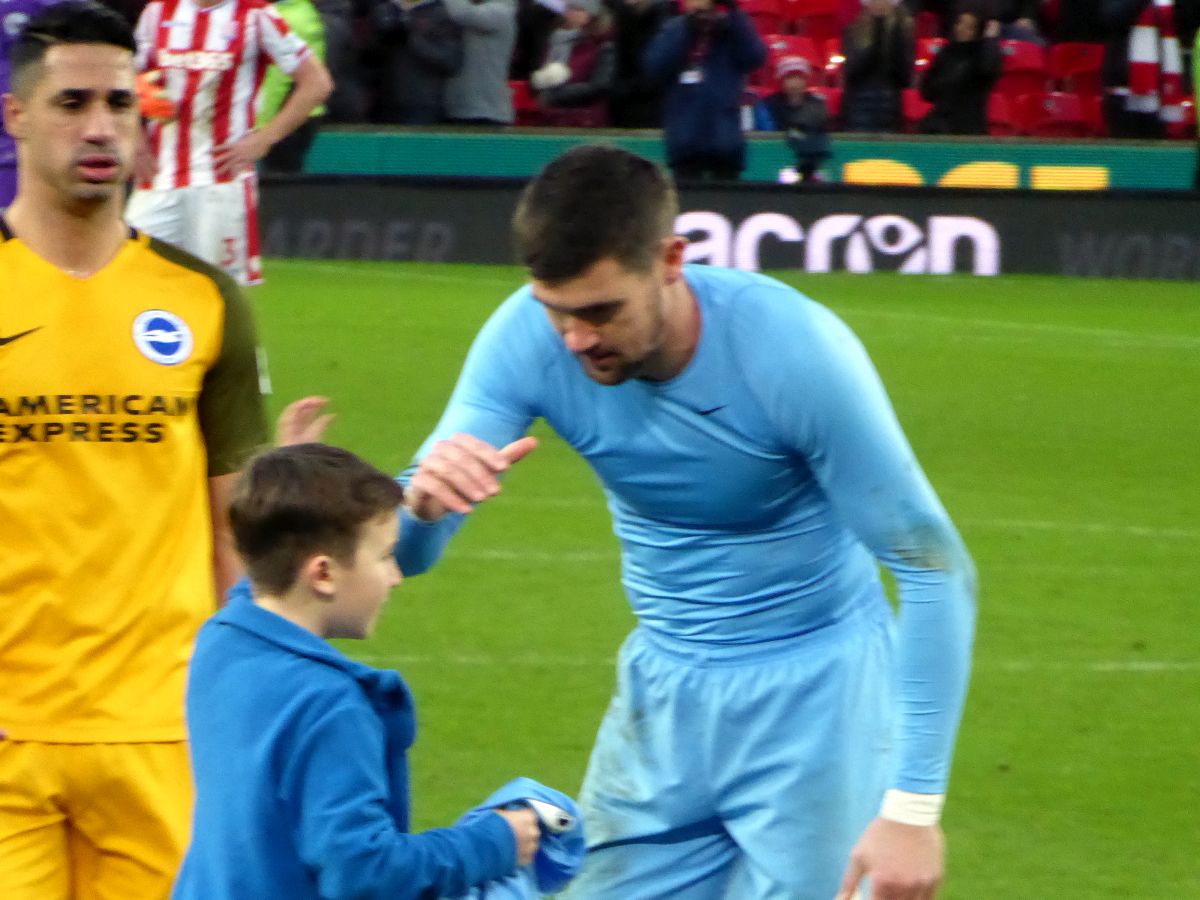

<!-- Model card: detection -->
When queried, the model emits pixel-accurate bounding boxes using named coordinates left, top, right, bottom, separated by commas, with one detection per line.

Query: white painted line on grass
left=836, top=307, right=1200, bottom=351
left=355, top=653, right=1200, bottom=673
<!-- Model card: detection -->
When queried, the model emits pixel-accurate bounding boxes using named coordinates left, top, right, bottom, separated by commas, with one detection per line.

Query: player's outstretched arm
left=406, top=433, right=538, bottom=521
left=836, top=817, right=943, bottom=900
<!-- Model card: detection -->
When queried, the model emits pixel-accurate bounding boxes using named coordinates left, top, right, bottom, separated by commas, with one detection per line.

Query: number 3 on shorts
left=220, top=236, right=238, bottom=269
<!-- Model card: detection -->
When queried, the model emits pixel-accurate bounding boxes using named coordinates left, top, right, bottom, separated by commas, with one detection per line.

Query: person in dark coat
left=374, top=0, right=464, bottom=123
left=643, top=0, right=766, bottom=181
left=607, top=0, right=674, bottom=127
left=842, top=0, right=915, bottom=132
left=762, top=56, right=832, bottom=181
left=918, top=8, right=1001, bottom=133
left=530, top=0, right=617, bottom=126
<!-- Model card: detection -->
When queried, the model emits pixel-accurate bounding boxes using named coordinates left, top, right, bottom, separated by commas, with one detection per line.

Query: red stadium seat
left=742, top=0, right=785, bottom=36
left=509, top=80, right=542, bottom=126
left=1083, top=92, right=1106, bottom=136
left=901, top=88, right=932, bottom=132
left=1047, top=42, right=1104, bottom=98
left=781, top=0, right=841, bottom=41
left=913, top=37, right=947, bottom=83
left=995, top=40, right=1048, bottom=101
left=822, top=37, right=844, bottom=87
left=914, top=10, right=941, bottom=38
left=1166, top=97, right=1196, bottom=139
left=1019, top=91, right=1092, bottom=138
left=986, top=92, right=1023, bottom=136
left=810, top=85, right=843, bottom=122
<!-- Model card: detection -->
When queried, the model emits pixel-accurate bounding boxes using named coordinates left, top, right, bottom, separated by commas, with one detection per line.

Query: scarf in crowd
left=1126, top=0, right=1185, bottom=122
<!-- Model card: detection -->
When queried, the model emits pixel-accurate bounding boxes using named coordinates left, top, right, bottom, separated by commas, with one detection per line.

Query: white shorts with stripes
left=126, top=174, right=263, bottom=286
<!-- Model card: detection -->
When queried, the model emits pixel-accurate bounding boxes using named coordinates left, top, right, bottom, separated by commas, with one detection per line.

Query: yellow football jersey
left=0, top=223, right=268, bottom=742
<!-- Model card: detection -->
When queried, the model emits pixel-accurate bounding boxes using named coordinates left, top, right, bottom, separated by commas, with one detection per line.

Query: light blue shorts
left=564, top=598, right=895, bottom=900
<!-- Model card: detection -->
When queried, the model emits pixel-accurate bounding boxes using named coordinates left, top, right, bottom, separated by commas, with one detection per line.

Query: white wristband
left=878, top=789, right=945, bottom=826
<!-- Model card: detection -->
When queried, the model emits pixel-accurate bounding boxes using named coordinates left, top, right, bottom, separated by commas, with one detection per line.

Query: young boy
left=763, top=56, right=832, bottom=182
left=172, top=443, right=541, bottom=899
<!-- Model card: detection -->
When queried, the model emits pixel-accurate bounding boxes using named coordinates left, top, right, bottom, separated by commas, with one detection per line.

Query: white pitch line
left=968, top=518, right=1200, bottom=542
left=354, top=653, right=1200, bottom=673
left=276, top=262, right=1200, bottom=351
left=835, top=306, right=1200, bottom=351
left=280, top=260, right=521, bottom=290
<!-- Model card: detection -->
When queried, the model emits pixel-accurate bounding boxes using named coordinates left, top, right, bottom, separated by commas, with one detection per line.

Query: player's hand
left=406, top=433, right=538, bottom=521
left=835, top=818, right=944, bottom=900
left=494, top=807, right=541, bottom=867
left=213, top=129, right=273, bottom=179
left=276, top=396, right=336, bottom=446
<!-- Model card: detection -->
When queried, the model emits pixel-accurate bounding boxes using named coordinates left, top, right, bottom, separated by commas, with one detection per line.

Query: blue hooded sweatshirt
left=174, top=593, right=517, bottom=899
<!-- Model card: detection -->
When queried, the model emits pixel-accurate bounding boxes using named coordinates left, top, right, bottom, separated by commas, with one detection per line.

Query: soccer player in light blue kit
left=393, top=145, right=976, bottom=900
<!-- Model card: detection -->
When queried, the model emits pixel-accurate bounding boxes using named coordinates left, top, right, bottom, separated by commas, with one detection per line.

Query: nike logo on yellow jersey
left=0, top=327, right=42, bottom=347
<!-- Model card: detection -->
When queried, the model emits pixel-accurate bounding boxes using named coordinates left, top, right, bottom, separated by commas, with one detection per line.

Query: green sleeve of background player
left=258, top=0, right=328, bottom=125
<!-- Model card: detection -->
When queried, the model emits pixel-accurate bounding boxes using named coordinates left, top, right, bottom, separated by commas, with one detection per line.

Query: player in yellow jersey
left=0, top=2, right=268, bottom=897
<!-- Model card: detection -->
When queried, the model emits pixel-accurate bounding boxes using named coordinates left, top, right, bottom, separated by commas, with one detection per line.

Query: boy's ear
left=299, top=554, right=337, bottom=600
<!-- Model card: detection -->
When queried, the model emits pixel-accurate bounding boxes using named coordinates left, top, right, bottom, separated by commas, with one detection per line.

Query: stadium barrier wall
left=304, top=128, right=1200, bottom=191
left=260, top=176, right=1200, bottom=281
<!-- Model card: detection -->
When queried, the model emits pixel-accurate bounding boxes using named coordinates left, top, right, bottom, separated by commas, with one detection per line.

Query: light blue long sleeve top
left=397, top=265, right=976, bottom=794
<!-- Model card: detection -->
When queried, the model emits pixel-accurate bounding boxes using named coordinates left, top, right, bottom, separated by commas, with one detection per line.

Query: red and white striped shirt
left=135, top=0, right=310, bottom=189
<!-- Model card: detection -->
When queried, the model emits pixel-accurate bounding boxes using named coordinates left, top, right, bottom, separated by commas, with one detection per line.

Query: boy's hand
left=494, top=807, right=541, bottom=867
left=276, top=396, right=336, bottom=446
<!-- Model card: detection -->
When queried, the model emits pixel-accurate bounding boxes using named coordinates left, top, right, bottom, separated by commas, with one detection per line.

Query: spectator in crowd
left=990, top=0, right=1045, bottom=42
left=1100, top=0, right=1192, bottom=138
left=512, top=0, right=563, bottom=78
left=762, top=55, right=832, bottom=181
left=643, top=0, right=766, bottom=181
left=529, top=0, right=616, bottom=125
left=128, top=0, right=332, bottom=286
left=1194, top=23, right=1199, bottom=188
left=314, top=0, right=364, bottom=121
left=443, top=0, right=518, bottom=123
left=842, top=0, right=914, bottom=132
left=607, top=0, right=673, bottom=127
left=374, top=0, right=463, bottom=123
left=259, top=0, right=329, bottom=173
left=918, top=6, right=1001, bottom=133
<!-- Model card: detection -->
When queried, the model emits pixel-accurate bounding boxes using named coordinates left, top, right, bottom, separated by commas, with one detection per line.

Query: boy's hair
left=8, top=0, right=137, bottom=98
left=512, top=144, right=679, bottom=283
left=229, top=444, right=405, bottom=596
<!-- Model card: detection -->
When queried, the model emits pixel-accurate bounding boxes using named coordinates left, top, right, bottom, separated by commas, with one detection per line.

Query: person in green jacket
left=259, top=0, right=328, bottom=173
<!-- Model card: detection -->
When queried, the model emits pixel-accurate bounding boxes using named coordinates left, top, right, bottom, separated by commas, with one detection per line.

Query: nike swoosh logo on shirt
left=0, top=327, right=42, bottom=347
left=696, top=405, right=727, bottom=416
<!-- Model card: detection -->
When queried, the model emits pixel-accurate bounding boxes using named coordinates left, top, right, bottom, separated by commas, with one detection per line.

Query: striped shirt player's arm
left=133, top=1, right=162, bottom=72
left=395, top=294, right=538, bottom=576
left=256, top=3, right=311, bottom=75
left=768, top=297, right=976, bottom=798
left=197, top=270, right=270, bottom=475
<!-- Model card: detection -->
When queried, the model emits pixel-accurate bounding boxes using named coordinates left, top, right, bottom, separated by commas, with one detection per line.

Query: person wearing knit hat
left=528, top=0, right=616, bottom=125
left=763, top=54, right=833, bottom=181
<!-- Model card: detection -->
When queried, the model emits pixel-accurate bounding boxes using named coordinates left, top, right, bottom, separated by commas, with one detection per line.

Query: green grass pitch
left=253, top=260, right=1199, bottom=898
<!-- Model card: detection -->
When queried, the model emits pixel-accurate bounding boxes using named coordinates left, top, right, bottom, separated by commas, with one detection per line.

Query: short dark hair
left=229, top=444, right=405, bottom=596
left=8, top=1, right=136, bottom=98
left=512, top=144, right=679, bottom=283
